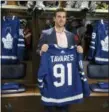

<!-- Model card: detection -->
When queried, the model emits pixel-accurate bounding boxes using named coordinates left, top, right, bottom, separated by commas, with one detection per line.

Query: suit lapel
left=65, top=30, right=71, bottom=47
left=50, top=27, right=57, bottom=44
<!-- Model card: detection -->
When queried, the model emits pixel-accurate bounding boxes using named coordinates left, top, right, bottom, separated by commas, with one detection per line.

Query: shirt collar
left=55, top=26, right=66, bottom=33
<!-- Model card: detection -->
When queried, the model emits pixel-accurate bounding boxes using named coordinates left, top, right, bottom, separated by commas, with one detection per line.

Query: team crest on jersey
left=2, top=33, right=13, bottom=49
left=101, top=36, right=109, bottom=52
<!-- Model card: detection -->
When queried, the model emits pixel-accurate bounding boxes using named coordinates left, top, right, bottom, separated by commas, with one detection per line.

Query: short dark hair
left=54, top=8, right=67, bottom=17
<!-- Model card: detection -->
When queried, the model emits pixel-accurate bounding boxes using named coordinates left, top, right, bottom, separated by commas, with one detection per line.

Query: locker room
left=1, top=1, right=109, bottom=112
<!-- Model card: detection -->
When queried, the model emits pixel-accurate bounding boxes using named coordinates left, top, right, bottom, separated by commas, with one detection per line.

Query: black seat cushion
left=87, top=64, right=108, bottom=79
left=1, top=63, right=26, bottom=79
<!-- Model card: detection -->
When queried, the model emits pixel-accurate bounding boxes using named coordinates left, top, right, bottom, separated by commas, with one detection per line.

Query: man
left=37, top=8, right=83, bottom=112
left=37, top=8, right=83, bottom=55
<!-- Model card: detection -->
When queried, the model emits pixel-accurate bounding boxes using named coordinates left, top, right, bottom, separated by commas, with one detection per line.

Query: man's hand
left=77, top=46, right=83, bottom=53
left=40, top=44, right=48, bottom=56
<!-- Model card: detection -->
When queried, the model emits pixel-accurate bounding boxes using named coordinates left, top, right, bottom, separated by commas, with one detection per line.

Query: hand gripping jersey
left=88, top=20, right=109, bottom=64
left=38, top=45, right=90, bottom=106
left=1, top=16, right=25, bottom=64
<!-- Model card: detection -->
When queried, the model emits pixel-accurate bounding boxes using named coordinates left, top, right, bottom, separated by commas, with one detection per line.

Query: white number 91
left=53, top=63, right=72, bottom=87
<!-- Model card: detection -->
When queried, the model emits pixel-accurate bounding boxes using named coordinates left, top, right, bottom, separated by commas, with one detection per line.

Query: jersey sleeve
left=78, top=53, right=90, bottom=97
left=17, top=20, right=25, bottom=61
left=37, top=52, right=49, bottom=94
left=88, top=25, right=97, bottom=60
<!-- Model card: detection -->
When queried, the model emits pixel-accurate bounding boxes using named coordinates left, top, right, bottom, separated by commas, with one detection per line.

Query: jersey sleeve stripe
left=0, top=56, right=17, bottom=59
left=95, top=57, right=109, bottom=62
left=90, top=46, right=95, bottom=49
left=17, top=44, right=25, bottom=47
left=18, top=39, right=24, bottom=41
left=91, top=41, right=95, bottom=44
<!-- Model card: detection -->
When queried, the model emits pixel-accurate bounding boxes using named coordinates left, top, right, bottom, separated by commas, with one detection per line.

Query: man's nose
left=60, top=17, right=64, bottom=20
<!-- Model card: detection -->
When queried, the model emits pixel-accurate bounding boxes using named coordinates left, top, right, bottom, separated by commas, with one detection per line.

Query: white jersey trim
left=95, top=57, right=109, bottom=62
left=41, top=93, right=83, bottom=103
left=38, top=79, right=43, bottom=83
left=54, top=44, right=74, bottom=49
left=79, top=72, right=85, bottom=75
left=90, top=46, right=95, bottom=49
left=91, top=41, right=95, bottom=44
left=0, top=56, right=17, bottom=59
left=18, top=39, right=24, bottom=41
left=81, top=77, right=87, bottom=82
left=17, top=44, right=25, bottom=47
left=38, top=84, right=44, bottom=88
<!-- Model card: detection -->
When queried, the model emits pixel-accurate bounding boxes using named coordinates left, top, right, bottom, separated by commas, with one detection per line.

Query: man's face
left=54, top=12, right=66, bottom=27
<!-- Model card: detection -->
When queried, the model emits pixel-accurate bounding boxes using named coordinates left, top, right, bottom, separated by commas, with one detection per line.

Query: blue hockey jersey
left=38, top=44, right=90, bottom=106
left=1, top=16, right=25, bottom=64
left=88, top=20, right=109, bottom=64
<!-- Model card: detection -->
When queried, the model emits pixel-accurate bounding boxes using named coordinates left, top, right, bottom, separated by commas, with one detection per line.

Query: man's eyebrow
left=57, top=15, right=66, bottom=17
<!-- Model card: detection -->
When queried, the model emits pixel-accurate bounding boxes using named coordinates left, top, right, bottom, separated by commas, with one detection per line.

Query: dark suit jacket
left=36, top=27, right=76, bottom=54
